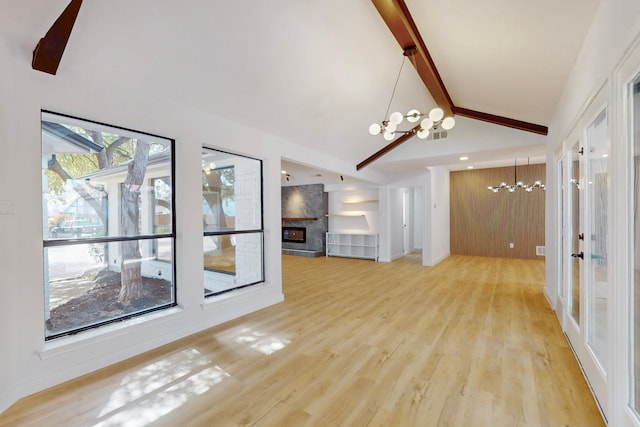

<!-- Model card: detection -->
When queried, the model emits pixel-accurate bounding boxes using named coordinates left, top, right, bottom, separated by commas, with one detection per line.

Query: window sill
left=200, top=282, right=269, bottom=310
left=39, top=306, right=185, bottom=360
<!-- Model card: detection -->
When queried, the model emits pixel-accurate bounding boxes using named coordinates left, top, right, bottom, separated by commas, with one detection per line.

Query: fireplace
left=283, top=226, right=306, bottom=243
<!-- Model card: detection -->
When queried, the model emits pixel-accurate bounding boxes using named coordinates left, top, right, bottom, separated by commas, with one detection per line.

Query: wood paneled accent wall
left=450, top=164, right=545, bottom=260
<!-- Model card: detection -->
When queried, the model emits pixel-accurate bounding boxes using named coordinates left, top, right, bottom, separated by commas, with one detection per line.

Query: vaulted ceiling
left=4, top=0, right=601, bottom=185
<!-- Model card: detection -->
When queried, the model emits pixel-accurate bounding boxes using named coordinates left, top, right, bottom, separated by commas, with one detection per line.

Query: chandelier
left=368, top=46, right=455, bottom=141
left=487, top=158, right=546, bottom=193
left=202, top=160, right=216, bottom=174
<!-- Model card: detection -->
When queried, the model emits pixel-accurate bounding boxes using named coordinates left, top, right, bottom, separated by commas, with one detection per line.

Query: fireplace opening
left=283, top=226, right=306, bottom=243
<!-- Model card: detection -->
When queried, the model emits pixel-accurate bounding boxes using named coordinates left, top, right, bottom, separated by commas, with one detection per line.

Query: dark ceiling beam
left=454, top=106, right=548, bottom=135
left=371, top=0, right=454, bottom=117
left=359, top=0, right=549, bottom=169
left=357, top=125, right=420, bottom=171
left=32, top=0, right=83, bottom=75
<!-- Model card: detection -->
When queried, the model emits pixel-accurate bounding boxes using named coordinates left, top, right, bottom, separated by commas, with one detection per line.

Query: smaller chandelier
left=368, top=46, right=455, bottom=141
left=488, top=158, right=546, bottom=193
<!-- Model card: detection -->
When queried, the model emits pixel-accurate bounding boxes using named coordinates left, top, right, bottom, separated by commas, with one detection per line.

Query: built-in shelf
left=282, top=217, right=318, bottom=221
left=341, top=199, right=378, bottom=204
left=326, top=232, right=378, bottom=261
left=325, top=214, right=365, bottom=217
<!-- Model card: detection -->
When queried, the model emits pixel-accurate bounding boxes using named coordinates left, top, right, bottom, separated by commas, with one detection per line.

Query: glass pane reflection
left=204, top=233, right=263, bottom=296
left=45, top=239, right=175, bottom=338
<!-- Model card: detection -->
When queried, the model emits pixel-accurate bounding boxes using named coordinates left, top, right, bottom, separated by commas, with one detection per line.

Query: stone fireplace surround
left=281, top=184, right=327, bottom=257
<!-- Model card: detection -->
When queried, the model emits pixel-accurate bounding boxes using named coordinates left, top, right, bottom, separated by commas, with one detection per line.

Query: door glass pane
left=632, top=79, right=640, bottom=411
left=569, top=143, right=582, bottom=325
left=559, top=159, right=565, bottom=300
left=587, top=110, right=608, bottom=371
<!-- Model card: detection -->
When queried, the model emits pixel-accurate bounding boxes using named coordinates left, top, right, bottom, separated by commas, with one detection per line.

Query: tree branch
left=48, top=154, right=106, bottom=224
left=106, top=136, right=131, bottom=165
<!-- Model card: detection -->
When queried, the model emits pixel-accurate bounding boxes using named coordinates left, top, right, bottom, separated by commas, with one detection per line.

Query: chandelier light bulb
left=420, top=118, right=434, bottom=131
left=441, top=116, right=456, bottom=130
left=429, top=107, right=444, bottom=122
left=386, top=122, right=397, bottom=133
left=406, top=109, right=422, bottom=123
left=383, top=131, right=395, bottom=141
left=389, top=112, right=404, bottom=125
left=369, top=123, right=381, bottom=135
left=417, top=128, right=429, bottom=139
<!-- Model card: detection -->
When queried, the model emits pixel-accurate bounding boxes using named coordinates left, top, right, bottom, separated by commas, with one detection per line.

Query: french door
left=562, top=95, right=609, bottom=419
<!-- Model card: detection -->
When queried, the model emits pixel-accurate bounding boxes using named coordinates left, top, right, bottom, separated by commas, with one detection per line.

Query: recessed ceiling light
left=459, top=156, right=469, bottom=161
left=467, top=166, right=474, bottom=169
left=602, top=154, right=608, bottom=158
left=281, top=170, right=287, bottom=174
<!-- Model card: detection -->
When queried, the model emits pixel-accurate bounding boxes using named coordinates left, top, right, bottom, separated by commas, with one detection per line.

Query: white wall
left=0, top=35, right=290, bottom=412
left=327, top=188, right=380, bottom=235
left=0, top=35, right=19, bottom=413
left=425, top=167, right=451, bottom=266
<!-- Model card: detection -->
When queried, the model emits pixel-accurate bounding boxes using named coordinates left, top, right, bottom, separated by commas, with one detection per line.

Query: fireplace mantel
left=282, top=217, right=318, bottom=221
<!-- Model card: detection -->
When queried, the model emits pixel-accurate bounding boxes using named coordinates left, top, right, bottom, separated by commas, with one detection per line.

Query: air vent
left=428, top=130, right=448, bottom=141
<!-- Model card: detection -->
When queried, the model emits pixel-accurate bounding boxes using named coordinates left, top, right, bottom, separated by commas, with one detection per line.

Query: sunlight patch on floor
left=235, top=327, right=291, bottom=355
left=96, top=347, right=226, bottom=424
left=94, top=365, right=229, bottom=427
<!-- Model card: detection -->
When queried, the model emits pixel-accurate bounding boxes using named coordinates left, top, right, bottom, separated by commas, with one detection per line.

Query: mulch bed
left=47, top=270, right=172, bottom=334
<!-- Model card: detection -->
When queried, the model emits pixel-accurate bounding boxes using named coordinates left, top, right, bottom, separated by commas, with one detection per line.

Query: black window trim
left=202, top=146, right=265, bottom=298
left=42, top=110, right=178, bottom=341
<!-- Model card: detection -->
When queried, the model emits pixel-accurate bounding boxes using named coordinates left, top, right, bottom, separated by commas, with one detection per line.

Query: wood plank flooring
left=0, top=254, right=604, bottom=426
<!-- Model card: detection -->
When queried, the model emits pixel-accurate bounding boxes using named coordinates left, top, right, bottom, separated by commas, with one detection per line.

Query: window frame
left=42, top=110, right=177, bottom=340
left=202, top=147, right=265, bottom=297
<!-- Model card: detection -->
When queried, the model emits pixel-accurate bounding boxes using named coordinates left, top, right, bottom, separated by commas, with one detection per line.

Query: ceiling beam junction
left=360, top=0, right=548, bottom=169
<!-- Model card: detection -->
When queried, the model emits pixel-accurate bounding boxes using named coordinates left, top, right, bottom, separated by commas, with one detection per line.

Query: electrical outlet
left=509, top=243, right=514, bottom=249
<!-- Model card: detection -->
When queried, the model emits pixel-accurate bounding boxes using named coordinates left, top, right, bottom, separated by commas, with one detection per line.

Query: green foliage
left=45, top=153, right=99, bottom=195
left=219, top=167, right=235, bottom=201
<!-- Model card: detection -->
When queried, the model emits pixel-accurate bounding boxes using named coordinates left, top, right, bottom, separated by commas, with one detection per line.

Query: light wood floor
left=0, top=254, right=604, bottom=426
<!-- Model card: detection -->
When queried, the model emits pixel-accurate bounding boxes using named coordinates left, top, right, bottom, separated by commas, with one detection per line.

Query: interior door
left=563, top=108, right=609, bottom=418
left=402, top=190, right=410, bottom=254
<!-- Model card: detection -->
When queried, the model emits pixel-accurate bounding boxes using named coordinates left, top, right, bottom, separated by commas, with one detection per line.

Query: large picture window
left=202, top=148, right=264, bottom=296
left=42, top=111, right=176, bottom=340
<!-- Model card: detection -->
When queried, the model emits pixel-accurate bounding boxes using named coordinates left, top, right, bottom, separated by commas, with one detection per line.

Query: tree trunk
left=118, top=140, right=150, bottom=303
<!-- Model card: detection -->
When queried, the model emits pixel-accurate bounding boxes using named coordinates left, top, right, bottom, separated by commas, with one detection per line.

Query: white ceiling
left=3, top=0, right=601, bottom=184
